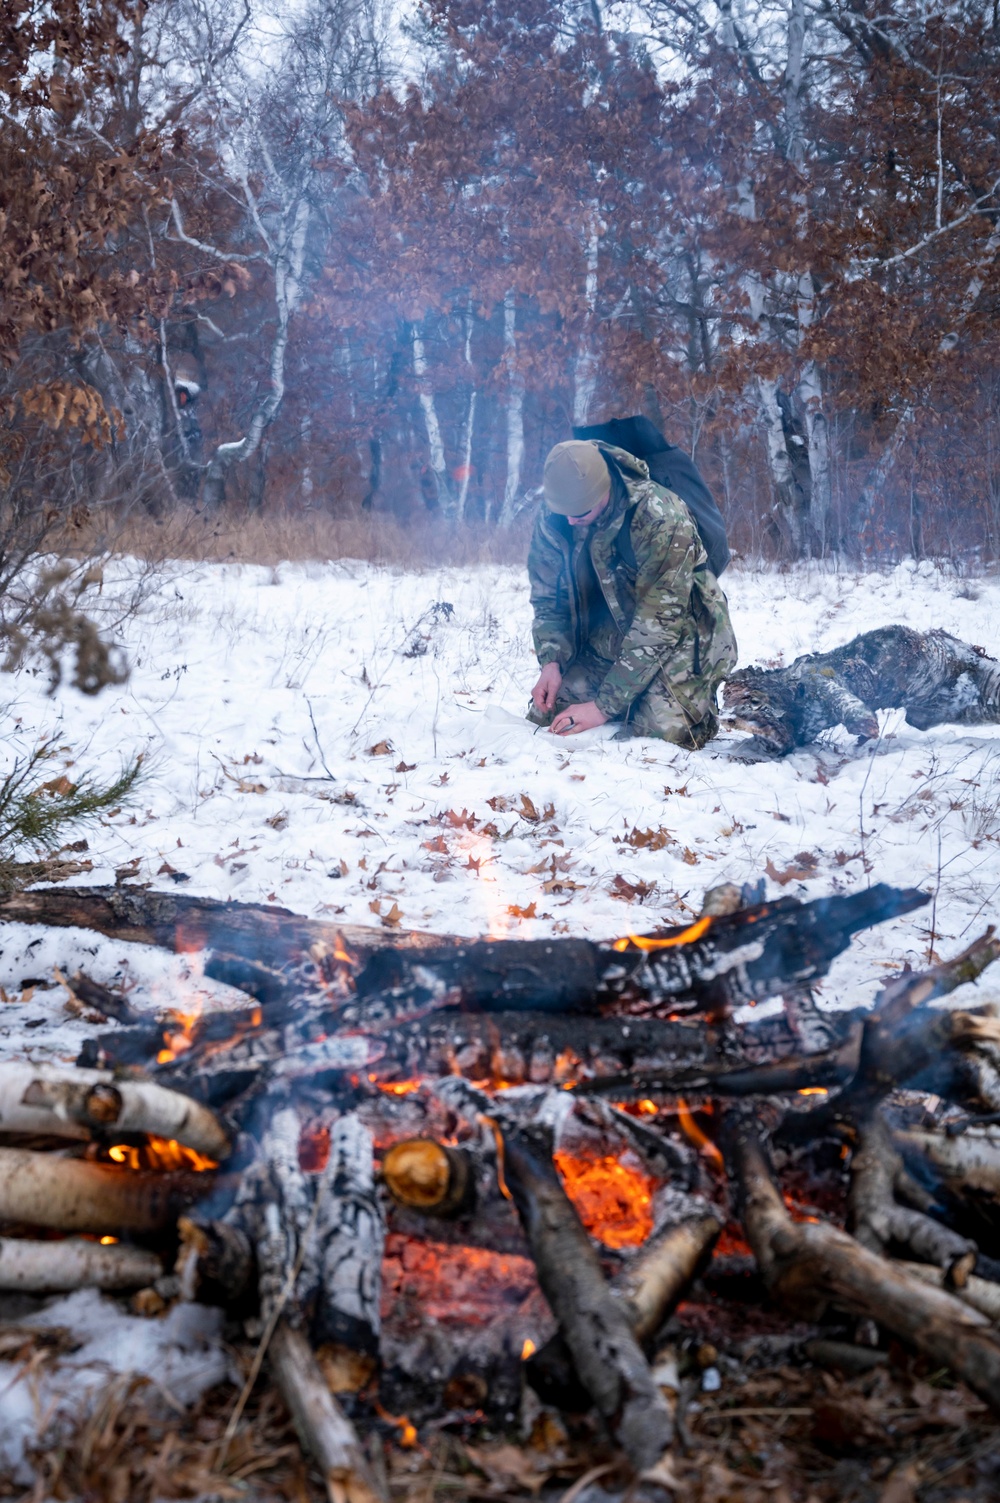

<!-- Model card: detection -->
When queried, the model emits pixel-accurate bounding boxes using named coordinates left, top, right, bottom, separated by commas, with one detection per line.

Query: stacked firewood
left=2, top=881, right=1000, bottom=1499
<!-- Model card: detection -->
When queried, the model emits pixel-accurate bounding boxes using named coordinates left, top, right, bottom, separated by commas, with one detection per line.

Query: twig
left=306, top=698, right=337, bottom=782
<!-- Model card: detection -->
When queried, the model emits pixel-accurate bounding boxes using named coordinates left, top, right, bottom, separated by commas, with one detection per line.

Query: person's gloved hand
left=550, top=701, right=607, bottom=736
left=531, top=662, right=563, bottom=713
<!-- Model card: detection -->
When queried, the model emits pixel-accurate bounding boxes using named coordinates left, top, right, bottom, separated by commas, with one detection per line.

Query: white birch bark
left=411, top=322, right=452, bottom=513
left=573, top=219, right=601, bottom=425
left=499, top=288, right=525, bottom=524
left=458, top=301, right=476, bottom=521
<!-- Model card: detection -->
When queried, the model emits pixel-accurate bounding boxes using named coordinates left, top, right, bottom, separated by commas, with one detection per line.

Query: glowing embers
left=611, top=914, right=714, bottom=954
left=98, top=1135, right=218, bottom=1173
left=382, top=1233, right=537, bottom=1328
left=552, top=1149, right=656, bottom=1249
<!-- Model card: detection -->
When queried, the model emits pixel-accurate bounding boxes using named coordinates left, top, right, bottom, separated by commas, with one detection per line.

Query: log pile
left=3, top=880, right=1000, bottom=1498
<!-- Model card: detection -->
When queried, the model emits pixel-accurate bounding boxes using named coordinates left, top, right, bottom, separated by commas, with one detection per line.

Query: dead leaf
left=422, top=835, right=449, bottom=854
left=395, top=761, right=416, bottom=773
left=381, top=902, right=403, bottom=929
left=487, top=795, right=513, bottom=812
left=464, top=1442, right=554, bottom=1496
left=367, top=740, right=393, bottom=756
left=32, top=774, right=76, bottom=799
left=368, top=898, right=381, bottom=915
left=265, top=810, right=289, bottom=831
left=680, top=847, right=699, bottom=865
left=766, top=851, right=819, bottom=886
left=615, top=825, right=672, bottom=851
left=518, top=794, right=540, bottom=821
left=441, top=808, right=476, bottom=830
left=609, top=874, right=655, bottom=901
left=156, top=860, right=178, bottom=876
left=507, top=901, right=537, bottom=919
left=542, top=876, right=582, bottom=893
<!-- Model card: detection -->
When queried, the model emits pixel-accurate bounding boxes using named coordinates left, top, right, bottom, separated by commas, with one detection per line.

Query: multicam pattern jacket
left=527, top=444, right=737, bottom=721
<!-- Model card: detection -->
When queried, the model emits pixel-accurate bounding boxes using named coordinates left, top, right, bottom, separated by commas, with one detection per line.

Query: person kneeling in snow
left=527, top=439, right=737, bottom=747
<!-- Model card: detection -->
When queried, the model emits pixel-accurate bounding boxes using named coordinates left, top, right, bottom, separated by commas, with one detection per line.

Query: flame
left=99, top=1236, right=118, bottom=1245
left=797, top=1087, right=829, bottom=1097
left=333, top=931, right=358, bottom=966
left=783, top=1194, right=821, bottom=1224
left=106, top=1137, right=218, bottom=1173
left=371, top=1076, right=421, bottom=1096
left=637, top=1099, right=658, bottom=1116
left=459, top=828, right=512, bottom=939
left=553, top=1150, right=655, bottom=1249
left=156, top=1004, right=203, bottom=1064
left=612, top=914, right=713, bottom=953
left=676, top=1098, right=724, bottom=1171
left=521, top=1338, right=536, bottom=1360
left=375, top=1403, right=418, bottom=1448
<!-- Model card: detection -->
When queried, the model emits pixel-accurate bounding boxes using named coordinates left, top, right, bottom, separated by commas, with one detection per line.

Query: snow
left=1, top=552, right=999, bottom=1461
left=1, top=554, right=998, bottom=1035
left=0, top=1290, right=229, bottom=1480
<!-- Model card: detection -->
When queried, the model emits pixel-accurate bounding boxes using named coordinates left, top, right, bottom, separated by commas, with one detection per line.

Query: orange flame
left=612, top=914, right=713, bottom=953
left=370, top=1076, right=421, bottom=1096
left=797, top=1087, right=829, bottom=1097
left=553, top=1150, right=655, bottom=1249
left=106, top=1137, right=218, bottom=1173
left=375, top=1403, right=418, bottom=1448
left=521, top=1338, right=536, bottom=1360
left=333, top=931, right=358, bottom=966
left=676, top=1098, right=724, bottom=1171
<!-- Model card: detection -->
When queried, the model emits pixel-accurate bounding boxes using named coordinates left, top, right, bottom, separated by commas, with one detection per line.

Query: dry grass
left=60, top=504, right=534, bottom=571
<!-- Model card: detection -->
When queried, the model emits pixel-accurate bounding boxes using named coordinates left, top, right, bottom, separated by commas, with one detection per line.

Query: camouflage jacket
left=527, top=444, right=737, bottom=720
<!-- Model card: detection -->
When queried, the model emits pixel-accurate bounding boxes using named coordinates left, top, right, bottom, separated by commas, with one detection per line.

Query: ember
left=102, top=1136, right=218, bottom=1173
left=553, top=1149, right=655, bottom=1249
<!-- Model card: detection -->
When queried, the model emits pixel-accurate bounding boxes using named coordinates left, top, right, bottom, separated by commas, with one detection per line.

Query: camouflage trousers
left=528, top=643, right=728, bottom=749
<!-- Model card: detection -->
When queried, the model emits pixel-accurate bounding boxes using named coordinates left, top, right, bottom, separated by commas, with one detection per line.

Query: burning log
left=0, top=1063, right=230, bottom=1158
left=345, top=885, right=927, bottom=1024
left=0, top=1146, right=209, bottom=1232
left=731, top=1117, right=1000, bottom=1413
left=0, top=1236, right=162, bottom=1292
left=724, top=624, right=1000, bottom=756
left=501, top=1120, right=674, bottom=1471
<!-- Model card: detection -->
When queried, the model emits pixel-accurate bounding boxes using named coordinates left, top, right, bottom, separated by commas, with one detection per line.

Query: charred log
left=381, top=1139, right=472, bottom=1217
left=502, top=1120, right=674, bottom=1471
left=0, top=884, right=446, bottom=964
left=724, top=625, right=1000, bottom=756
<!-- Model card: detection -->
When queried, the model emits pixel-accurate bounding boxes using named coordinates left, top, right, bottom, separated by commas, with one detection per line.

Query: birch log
left=0, top=1236, right=162, bottom=1292
left=0, top=1064, right=230, bottom=1158
left=0, top=1147, right=208, bottom=1232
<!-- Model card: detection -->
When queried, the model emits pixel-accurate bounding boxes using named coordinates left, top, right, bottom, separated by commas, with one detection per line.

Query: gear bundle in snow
left=573, top=414, right=731, bottom=578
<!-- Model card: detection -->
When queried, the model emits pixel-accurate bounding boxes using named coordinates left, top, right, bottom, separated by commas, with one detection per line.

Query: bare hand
left=532, top=662, right=563, bottom=714
left=550, top=700, right=608, bottom=736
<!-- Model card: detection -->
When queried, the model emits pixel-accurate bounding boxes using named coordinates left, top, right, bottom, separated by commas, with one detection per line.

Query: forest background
left=4, top=0, right=1000, bottom=569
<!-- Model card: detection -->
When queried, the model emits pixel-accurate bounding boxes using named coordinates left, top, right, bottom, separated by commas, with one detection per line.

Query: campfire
left=2, top=878, right=1000, bottom=1499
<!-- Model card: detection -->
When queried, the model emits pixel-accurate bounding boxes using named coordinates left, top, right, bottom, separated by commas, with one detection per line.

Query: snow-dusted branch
left=168, top=198, right=262, bottom=263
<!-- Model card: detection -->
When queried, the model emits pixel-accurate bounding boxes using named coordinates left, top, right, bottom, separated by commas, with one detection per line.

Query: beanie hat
left=542, top=440, right=611, bottom=516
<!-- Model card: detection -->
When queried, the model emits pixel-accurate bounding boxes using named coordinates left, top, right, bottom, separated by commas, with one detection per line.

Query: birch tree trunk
left=457, top=301, right=476, bottom=521
left=410, top=321, right=453, bottom=514
left=499, top=288, right=525, bottom=525
left=572, top=219, right=601, bottom=425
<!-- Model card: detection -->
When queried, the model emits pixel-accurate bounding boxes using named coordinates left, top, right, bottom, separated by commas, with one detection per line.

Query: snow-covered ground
left=2, top=553, right=1000, bottom=1474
